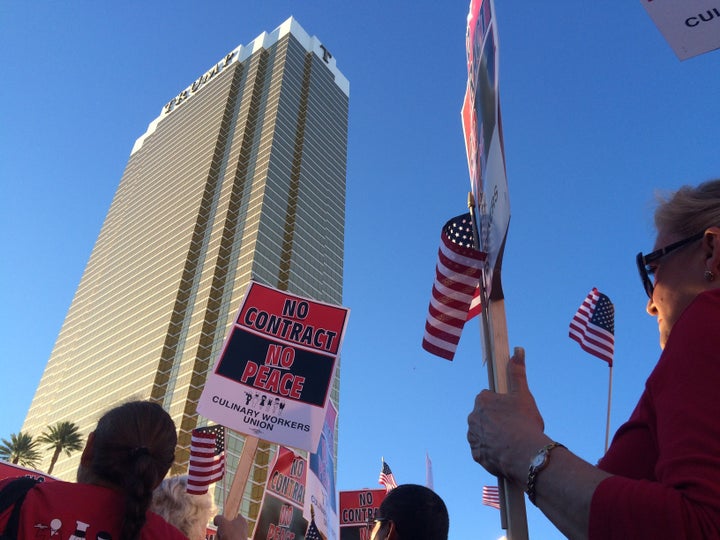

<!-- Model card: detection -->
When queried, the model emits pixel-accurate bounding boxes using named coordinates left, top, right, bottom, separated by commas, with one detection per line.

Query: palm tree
left=0, top=432, right=41, bottom=468
left=38, top=421, right=84, bottom=475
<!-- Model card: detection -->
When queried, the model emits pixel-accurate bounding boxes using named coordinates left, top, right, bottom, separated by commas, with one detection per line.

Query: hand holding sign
left=467, top=347, right=548, bottom=481
left=214, top=514, right=249, bottom=540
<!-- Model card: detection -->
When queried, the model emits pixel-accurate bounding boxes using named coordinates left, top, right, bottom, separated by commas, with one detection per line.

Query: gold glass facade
left=22, top=18, right=347, bottom=530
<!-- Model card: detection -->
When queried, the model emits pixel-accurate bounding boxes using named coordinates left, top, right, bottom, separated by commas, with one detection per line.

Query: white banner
left=641, top=0, right=720, bottom=60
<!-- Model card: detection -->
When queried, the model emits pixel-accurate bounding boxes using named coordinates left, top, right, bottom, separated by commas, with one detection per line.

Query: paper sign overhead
left=463, top=0, right=510, bottom=297
left=641, top=0, right=720, bottom=60
left=198, top=281, right=350, bottom=452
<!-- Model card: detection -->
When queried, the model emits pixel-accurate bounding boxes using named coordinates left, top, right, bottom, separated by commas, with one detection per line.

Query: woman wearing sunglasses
left=467, top=179, right=720, bottom=539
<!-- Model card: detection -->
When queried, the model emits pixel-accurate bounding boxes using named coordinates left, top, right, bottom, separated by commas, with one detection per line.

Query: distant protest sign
left=252, top=446, right=309, bottom=540
left=641, top=0, right=720, bottom=60
left=198, top=281, right=349, bottom=452
left=339, top=489, right=386, bottom=540
left=305, top=402, right=339, bottom=540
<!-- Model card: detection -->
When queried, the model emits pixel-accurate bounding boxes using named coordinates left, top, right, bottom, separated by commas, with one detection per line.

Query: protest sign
left=462, top=0, right=510, bottom=296
left=641, top=0, right=720, bottom=60
left=252, top=446, right=310, bottom=540
left=198, top=281, right=349, bottom=451
left=339, top=489, right=386, bottom=540
left=305, top=402, right=339, bottom=540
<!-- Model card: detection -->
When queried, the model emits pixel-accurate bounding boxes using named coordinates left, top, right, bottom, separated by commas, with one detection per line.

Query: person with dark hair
left=369, top=484, right=449, bottom=540
left=0, top=400, right=248, bottom=540
left=467, top=178, right=720, bottom=538
left=0, top=400, right=183, bottom=540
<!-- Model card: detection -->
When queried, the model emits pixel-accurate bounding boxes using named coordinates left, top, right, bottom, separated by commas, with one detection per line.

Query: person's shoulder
left=0, top=477, right=69, bottom=496
left=660, top=289, right=720, bottom=370
left=675, top=288, right=720, bottom=335
left=23, top=480, right=126, bottom=507
left=29, top=479, right=96, bottom=494
left=691, top=288, right=720, bottom=308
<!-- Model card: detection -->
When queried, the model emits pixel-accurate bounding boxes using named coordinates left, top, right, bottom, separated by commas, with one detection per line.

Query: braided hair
left=85, top=401, right=177, bottom=540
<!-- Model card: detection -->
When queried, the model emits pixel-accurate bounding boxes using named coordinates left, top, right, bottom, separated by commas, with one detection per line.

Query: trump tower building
left=22, top=17, right=348, bottom=527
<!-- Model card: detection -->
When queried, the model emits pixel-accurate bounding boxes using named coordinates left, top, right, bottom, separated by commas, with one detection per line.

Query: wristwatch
left=526, top=442, right=565, bottom=505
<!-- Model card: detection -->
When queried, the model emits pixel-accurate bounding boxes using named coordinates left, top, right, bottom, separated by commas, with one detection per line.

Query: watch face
left=531, top=451, right=546, bottom=468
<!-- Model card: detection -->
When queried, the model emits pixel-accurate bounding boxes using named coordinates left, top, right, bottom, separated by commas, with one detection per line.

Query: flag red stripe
left=482, top=485, right=500, bottom=510
left=420, top=339, right=455, bottom=361
left=424, top=321, right=462, bottom=343
left=570, top=319, right=615, bottom=346
left=569, top=325, right=614, bottom=354
left=427, top=302, right=466, bottom=328
left=427, top=308, right=467, bottom=329
left=430, top=286, right=476, bottom=315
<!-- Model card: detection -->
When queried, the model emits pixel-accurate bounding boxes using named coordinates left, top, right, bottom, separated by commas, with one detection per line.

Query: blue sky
left=1, top=2, right=719, bottom=538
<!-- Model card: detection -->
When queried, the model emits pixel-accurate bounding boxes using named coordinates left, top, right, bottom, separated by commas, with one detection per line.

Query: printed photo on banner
left=339, top=489, right=386, bottom=540
left=305, top=402, right=339, bottom=540
left=198, top=281, right=349, bottom=452
left=253, top=446, right=310, bottom=540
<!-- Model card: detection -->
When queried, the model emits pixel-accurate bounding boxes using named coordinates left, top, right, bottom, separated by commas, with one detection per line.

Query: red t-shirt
left=590, top=289, right=720, bottom=539
left=0, top=479, right=187, bottom=540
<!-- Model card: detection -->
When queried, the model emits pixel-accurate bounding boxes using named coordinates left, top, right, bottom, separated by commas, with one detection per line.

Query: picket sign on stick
left=198, top=280, right=349, bottom=521
left=223, top=435, right=260, bottom=518
left=468, top=193, right=528, bottom=539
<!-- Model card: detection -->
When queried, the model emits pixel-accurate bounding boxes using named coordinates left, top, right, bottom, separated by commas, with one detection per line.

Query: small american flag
left=378, top=460, right=398, bottom=492
left=422, top=212, right=486, bottom=361
left=569, top=287, right=615, bottom=366
left=187, top=425, right=225, bottom=495
left=482, top=485, right=500, bottom=510
left=304, top=513, right=323, bottom=540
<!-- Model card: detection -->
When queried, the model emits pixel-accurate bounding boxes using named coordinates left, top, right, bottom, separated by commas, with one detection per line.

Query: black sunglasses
left=636, top=231, right=705, bottom=299
left=367, top=516, right=396, bottom=536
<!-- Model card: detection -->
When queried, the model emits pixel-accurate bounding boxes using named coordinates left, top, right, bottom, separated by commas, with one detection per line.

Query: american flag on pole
left=422, top=212, right=486, bottom=361
left=379, top=459, right=398, bottom=492
left=482, top=485, right=500, bottom=510
left=305, top=507, right=323, bottom=540
left=569, top=287, right=615, bottom=366
left=187, top=425, right=225, bottom=495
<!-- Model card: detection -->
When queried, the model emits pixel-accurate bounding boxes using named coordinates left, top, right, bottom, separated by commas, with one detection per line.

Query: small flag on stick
left=379, top=459, right=398, bottom=492
left=569, top=287, right=615, bottom=366
left=482, top=485, right=500, bottom=510
left=187, top=424, right=225, bottom=495
left=305, top=506, right=323, bottom=540
left=422, top=212, right=486, bottom=361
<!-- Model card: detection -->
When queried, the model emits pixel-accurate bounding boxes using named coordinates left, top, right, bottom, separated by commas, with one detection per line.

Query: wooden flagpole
left=223, top=434, right=260, bottom=518
left=469, top=193, right=529, bottom=540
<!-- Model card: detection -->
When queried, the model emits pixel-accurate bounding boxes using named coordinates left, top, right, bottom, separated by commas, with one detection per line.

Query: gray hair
left=654, top=178, right=720, bottom=236
left=150, top=475, right=215, bottom=540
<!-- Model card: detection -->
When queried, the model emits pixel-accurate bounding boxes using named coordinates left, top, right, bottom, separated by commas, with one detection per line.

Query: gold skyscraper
left=22, top=17, right=348, bottom=527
